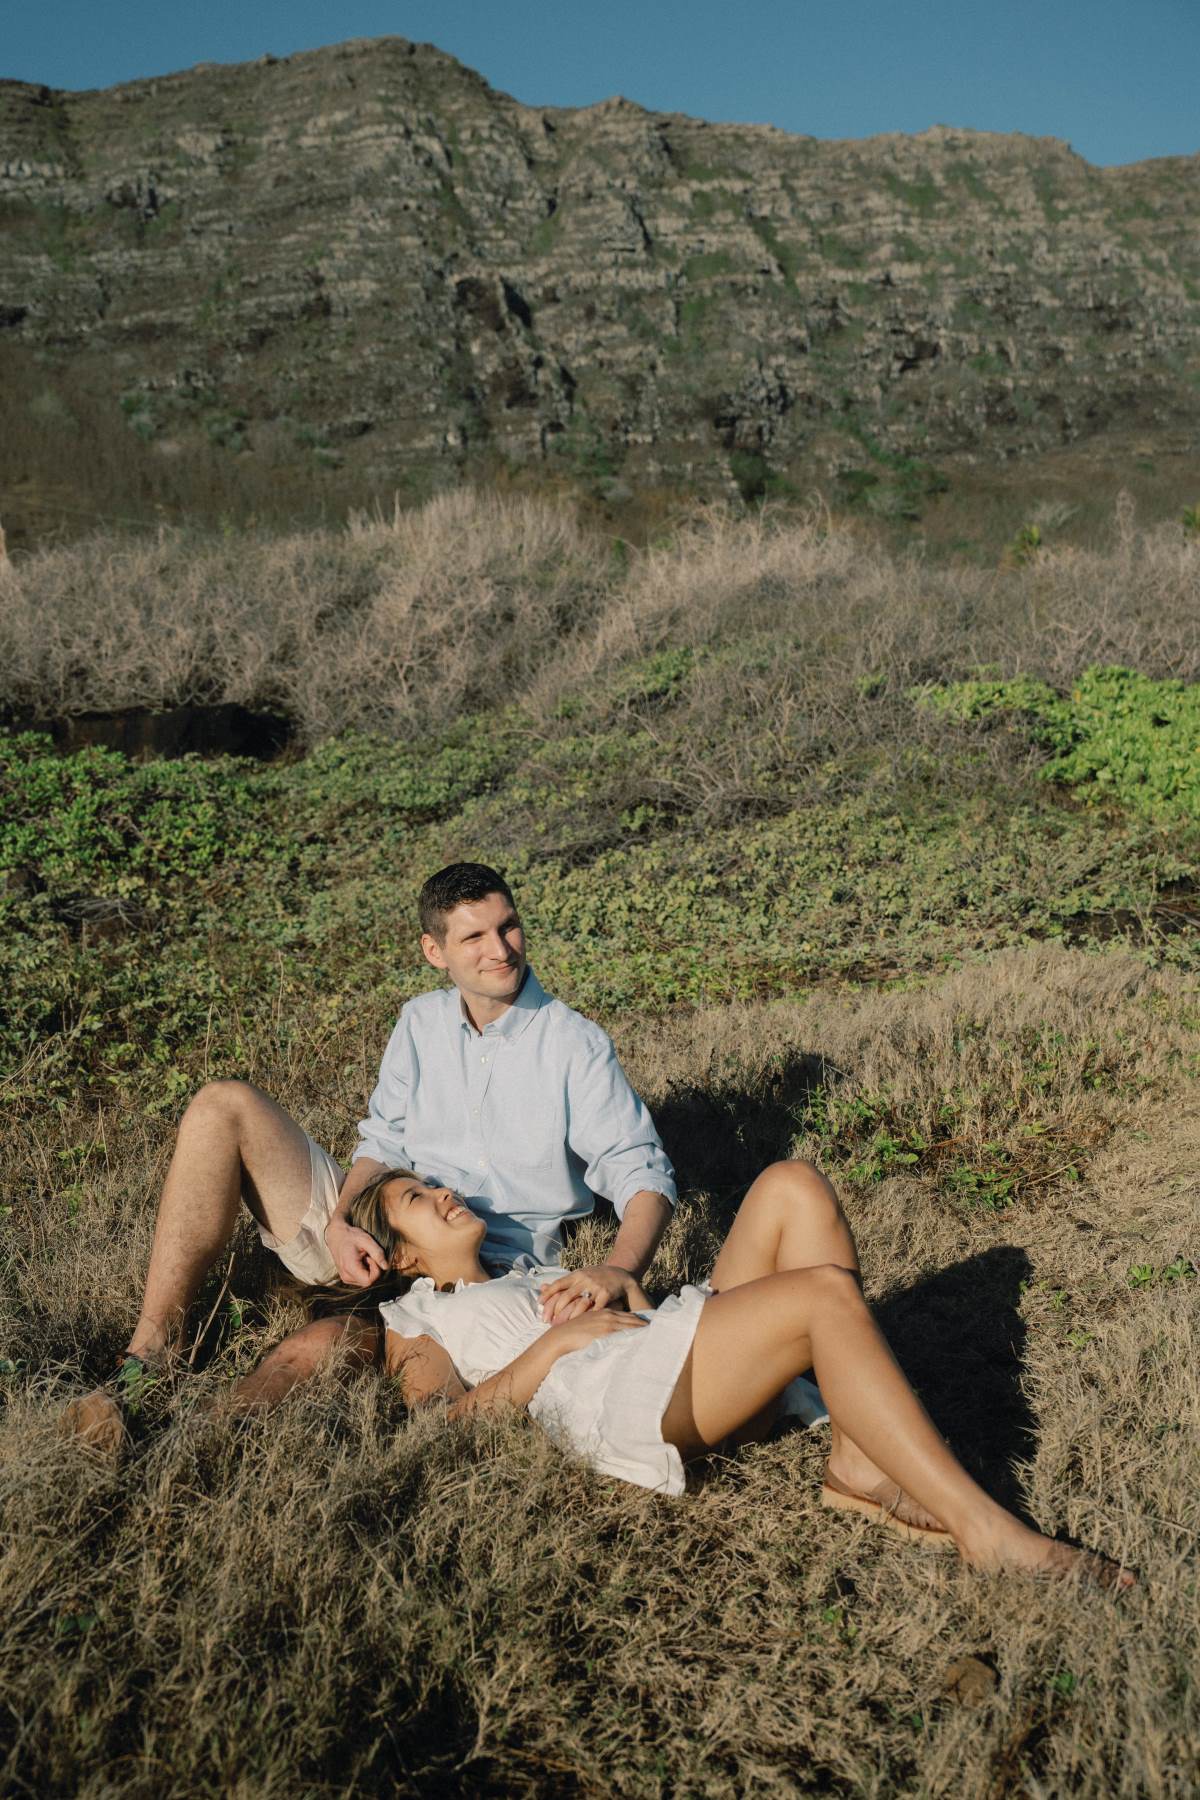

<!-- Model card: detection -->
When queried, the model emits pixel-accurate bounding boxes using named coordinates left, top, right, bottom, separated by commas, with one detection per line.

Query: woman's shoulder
left=378, top=1276, right=479, bottom=1331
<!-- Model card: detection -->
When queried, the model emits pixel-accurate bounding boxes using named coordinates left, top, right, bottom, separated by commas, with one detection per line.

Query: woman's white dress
left=378, top=1268, right=826, bottom=1496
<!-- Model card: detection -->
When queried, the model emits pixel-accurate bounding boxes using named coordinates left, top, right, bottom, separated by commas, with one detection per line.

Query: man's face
left=421, top=891, right=527, bottom=1008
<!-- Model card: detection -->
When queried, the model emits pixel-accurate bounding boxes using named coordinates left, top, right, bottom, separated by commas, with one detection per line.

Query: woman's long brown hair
left=287, top=1167, right=420, bottom=1320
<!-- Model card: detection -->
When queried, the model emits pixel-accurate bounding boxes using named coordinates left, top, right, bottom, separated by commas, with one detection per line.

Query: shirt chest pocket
left=484, top=1059, right=561, bottom=1172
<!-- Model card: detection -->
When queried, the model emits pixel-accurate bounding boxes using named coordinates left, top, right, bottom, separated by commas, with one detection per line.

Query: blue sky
left=5, top=0, right=1198, bottom=169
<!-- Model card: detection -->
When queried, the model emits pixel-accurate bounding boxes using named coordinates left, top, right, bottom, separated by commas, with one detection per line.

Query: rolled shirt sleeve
left=353, top=1014, right=411, bottom=1169
left=566, top=1035, right=677, bottom=1216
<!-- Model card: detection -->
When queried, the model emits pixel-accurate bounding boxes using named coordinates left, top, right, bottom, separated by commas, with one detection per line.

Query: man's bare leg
left=129, top=1081, right=314, bottom=1359
left=223, top=1315, right=381, bottom=1413
left=64, top=1081, right=317, bottom=1451
left=709, top=1160, right=942, bottom=1530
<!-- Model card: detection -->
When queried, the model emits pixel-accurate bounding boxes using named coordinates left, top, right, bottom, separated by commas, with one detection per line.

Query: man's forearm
left=605, top=1190, right=672, bottom=1280
left=327, top=1155, right=387, bottom=1238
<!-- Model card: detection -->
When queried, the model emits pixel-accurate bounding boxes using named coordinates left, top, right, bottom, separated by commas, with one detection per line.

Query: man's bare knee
left=286, top=1315, right=340, bottom=1351
left=182, top=1081, right=284, bottom=1154
left=184, top=1079, right=258, bottom=1130
left=230, top=1315, right=375, bottom=1412
left=275, top=1317, right=370, bottom=1375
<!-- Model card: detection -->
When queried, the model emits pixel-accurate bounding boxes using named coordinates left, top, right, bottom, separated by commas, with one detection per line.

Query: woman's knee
left=792, top=1262, right=862, bottom=1308
left=755, top=1158, right=844, bottom=1218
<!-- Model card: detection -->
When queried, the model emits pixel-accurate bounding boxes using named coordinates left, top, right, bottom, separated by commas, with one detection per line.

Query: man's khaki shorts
left=255, top=1135, right=342, bottom=1286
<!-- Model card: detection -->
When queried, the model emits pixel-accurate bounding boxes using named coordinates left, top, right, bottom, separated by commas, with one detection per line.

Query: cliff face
left=2, top=35, right=1198, bottom=513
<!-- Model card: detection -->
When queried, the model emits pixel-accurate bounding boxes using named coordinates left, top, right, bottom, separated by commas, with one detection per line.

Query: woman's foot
left=959, top=1512, right=1136, bottom=1590
left=822, top=1460, right=953, bottom=1546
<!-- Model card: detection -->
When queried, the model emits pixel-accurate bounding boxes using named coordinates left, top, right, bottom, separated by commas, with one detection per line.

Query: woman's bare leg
left=709, top=1160, right=861, bottom=1292
left=662, top=1268, right=1131, bottom=1582
left=223, top=1315, right=381, bottom=1412
left=709, top=1162, right=939, bottom=1526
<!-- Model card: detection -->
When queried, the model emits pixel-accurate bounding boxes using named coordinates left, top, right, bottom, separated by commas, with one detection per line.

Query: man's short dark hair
left=419, top=862, right=516, bottom=941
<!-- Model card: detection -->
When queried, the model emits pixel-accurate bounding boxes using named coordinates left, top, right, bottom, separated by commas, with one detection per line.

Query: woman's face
left=380, top=1175, right=486, bottom=1277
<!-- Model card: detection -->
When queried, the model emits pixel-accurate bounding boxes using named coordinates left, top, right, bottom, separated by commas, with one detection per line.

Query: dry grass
left=1, top=493, right=1197, bottom=744
left=3, top=945, right=1198, bottom=1795
left=2, top=494, right=1198, bottom=1790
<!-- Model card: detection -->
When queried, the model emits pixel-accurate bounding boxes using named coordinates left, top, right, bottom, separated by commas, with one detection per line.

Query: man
left=328, top=861, right=675, bottom=1310
left=65, top=862, right=676, bottom=1451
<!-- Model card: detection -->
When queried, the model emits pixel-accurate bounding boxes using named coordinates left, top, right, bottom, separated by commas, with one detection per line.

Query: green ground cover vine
left=2, top=663, right=1196, bottom=1101
left=919, top=665, right=1200, bottom=822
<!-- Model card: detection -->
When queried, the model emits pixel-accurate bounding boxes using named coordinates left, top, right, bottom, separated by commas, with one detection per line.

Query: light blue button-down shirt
left=353, top=969, right=677, bottom=1269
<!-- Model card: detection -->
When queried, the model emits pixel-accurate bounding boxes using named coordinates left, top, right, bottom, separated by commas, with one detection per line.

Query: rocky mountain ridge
left=2, top=34, right=1198, bottom=522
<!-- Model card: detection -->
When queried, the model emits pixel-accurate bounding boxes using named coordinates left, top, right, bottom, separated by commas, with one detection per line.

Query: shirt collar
left=456, top=966, right=547, bottom=1042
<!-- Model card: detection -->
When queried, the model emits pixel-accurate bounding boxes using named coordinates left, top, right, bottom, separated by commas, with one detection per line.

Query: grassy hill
left=1, top=496, right=1198, bottom=1794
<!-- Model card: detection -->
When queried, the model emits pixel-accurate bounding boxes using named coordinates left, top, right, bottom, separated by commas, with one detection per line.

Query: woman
left=234, top=1159, right=1132, bottom=1586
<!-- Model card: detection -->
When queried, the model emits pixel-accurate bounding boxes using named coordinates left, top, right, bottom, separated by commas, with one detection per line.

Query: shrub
left=1007, top=522, right=1042, bottom=565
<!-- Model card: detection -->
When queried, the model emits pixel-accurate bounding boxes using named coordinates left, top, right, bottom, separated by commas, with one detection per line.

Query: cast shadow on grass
left=655, top=1050, right=837, bottom=1201
left=871, top=1246, right=1035, bottom=1517
left=655, top=1051, right=1036, bottom=1514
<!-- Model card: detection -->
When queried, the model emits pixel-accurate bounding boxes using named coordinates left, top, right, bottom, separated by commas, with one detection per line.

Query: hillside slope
left=2, top=36, right=1199, bottom=533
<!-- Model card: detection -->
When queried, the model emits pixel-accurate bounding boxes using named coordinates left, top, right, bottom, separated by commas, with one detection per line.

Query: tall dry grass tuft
left=0, top=491, right=604, bottom=742
left=2, top=494, right=1197, bottom=744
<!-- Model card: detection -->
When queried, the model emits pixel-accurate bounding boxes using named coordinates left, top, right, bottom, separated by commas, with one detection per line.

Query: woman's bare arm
left=386, top=1312, right=649, bottom=1420
left=450, top=1311, right=649, bottom=1420
left=448, top=1334, right=570, bottom=1420
left=384, top=1328, right=560, bottom=1415
left=384, top=1331, right=468, bottom=1406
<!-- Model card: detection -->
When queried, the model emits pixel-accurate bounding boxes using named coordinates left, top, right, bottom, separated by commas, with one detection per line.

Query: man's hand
left=539, top=1265, right=646, bottom=1324
left=325, top=1217, right=388, bottom=1288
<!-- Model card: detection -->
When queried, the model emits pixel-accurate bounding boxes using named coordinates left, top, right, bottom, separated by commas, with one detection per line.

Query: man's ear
left=420, top=931, right=448, bottom=971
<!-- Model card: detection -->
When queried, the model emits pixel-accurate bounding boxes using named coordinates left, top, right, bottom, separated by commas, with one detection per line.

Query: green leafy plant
left=1007, top=522, right=1042, bottom=564
left=117, top=1355, right=159, bottom=1416
left=917, top=666, right=1200, bottom=823
left=1128, top=1258, right=1197, bottom=1288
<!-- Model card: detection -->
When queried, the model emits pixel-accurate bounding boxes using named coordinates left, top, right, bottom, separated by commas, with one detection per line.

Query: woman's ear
left=392, top=1241, right=419, bottom=1275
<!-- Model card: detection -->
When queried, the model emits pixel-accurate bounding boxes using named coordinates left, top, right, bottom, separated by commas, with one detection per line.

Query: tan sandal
left=820, top=1465, right=956, bottom=1550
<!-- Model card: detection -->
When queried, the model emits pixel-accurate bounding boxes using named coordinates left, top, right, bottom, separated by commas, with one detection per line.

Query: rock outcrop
left=1, top=36, right=1198, bottom=514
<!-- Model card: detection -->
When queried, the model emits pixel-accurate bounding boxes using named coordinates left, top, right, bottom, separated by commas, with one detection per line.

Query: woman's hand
left=546, top=1309, right=649, bottom=1355
left=539, top=1265, right=649, bottom=1323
